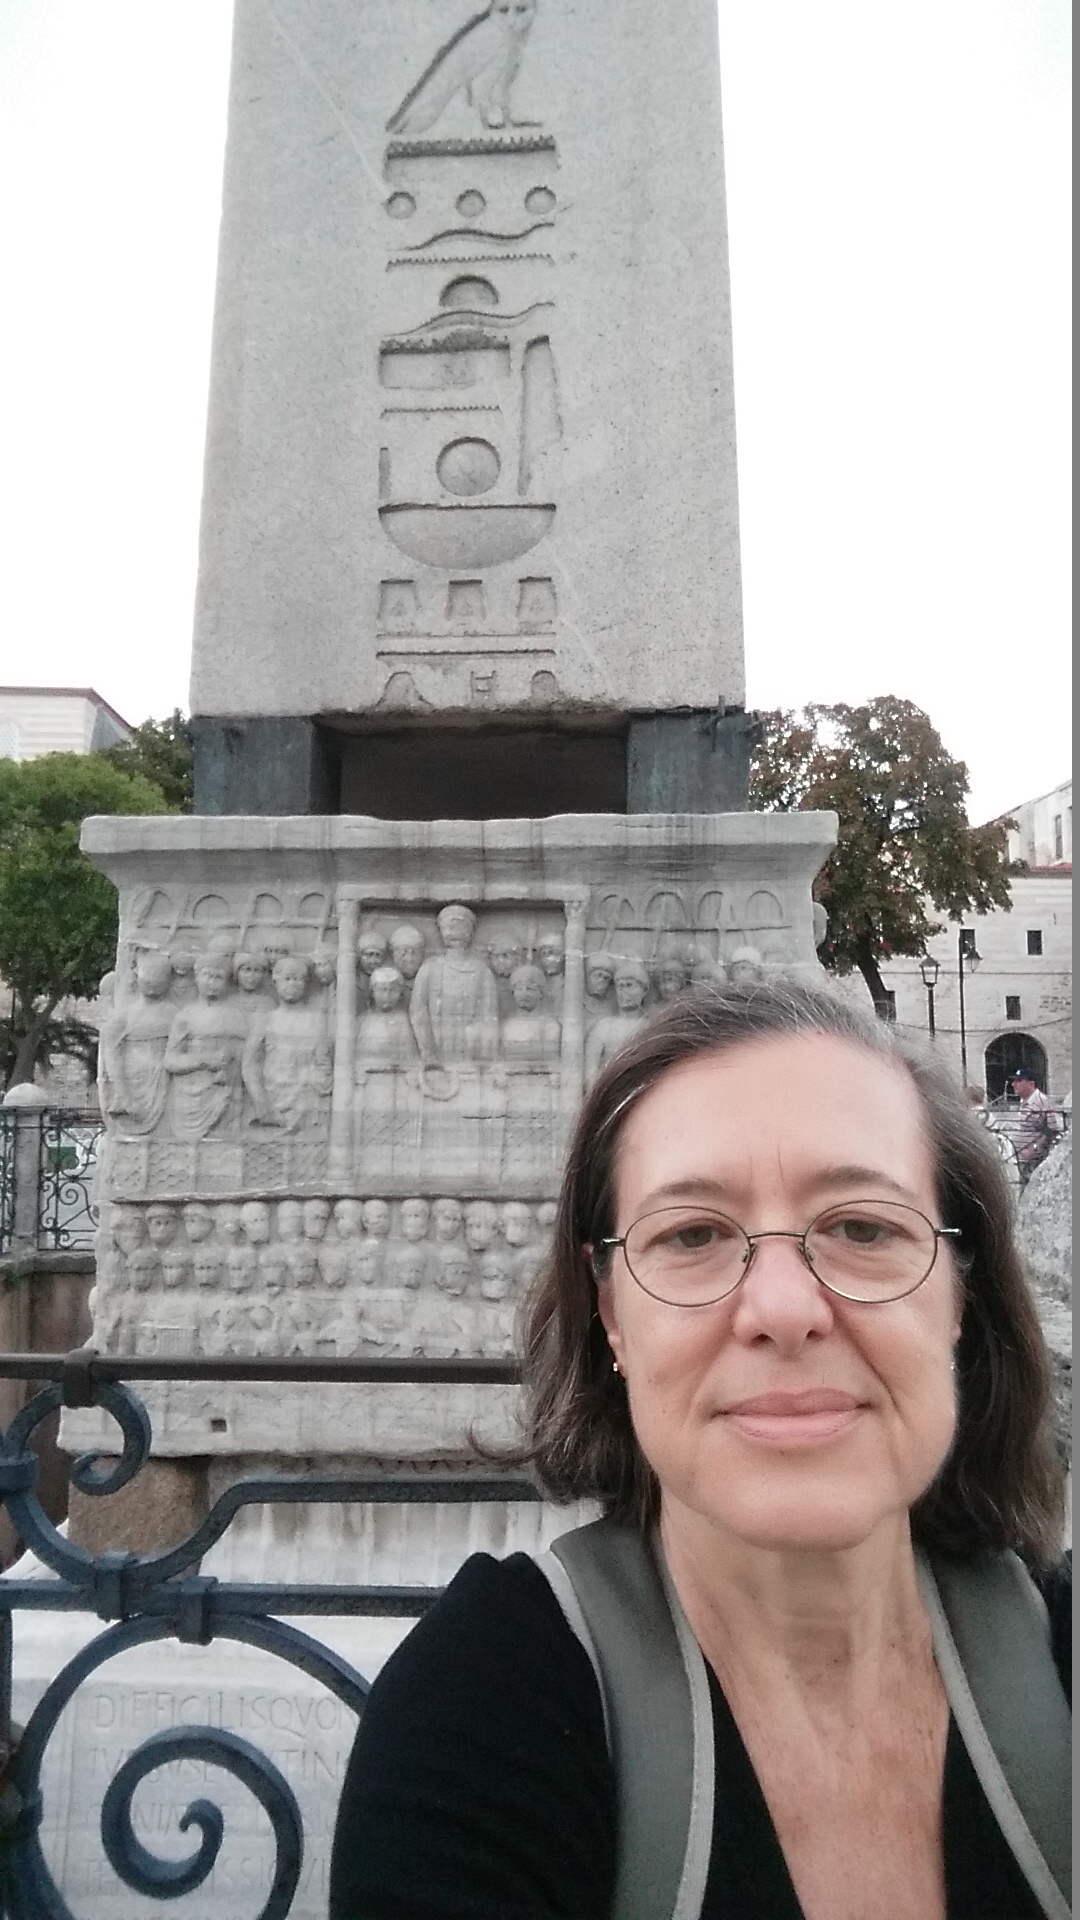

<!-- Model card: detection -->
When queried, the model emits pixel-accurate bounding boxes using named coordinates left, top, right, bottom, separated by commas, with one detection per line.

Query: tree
left=750, top=696, right=1015, bottom=1016
left=101, top=709, right=194, bottom=812
left=0, top=755, right=169, bottom=1090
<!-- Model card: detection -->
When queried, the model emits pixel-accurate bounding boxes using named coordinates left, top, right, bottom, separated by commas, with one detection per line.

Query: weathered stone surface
left=1017, top=1130, right=1072, bottom=1453
left=190, top=0, right=743, bottom=725
left=66, top=1459, right=209, bottom=1557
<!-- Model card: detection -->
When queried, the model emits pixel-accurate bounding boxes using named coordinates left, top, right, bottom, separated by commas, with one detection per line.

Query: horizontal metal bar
left=0, top=1581, right=444, bottom=1618
left=0, top=1349, right=521, bottom=1386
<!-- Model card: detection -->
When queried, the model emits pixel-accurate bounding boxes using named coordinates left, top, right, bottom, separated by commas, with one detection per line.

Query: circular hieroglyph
left=436, top=439, right=501, bottom=497
left=456, top=189, right=487, bottom=217
left=525, top=186, right=557, bottom=215
left=385, top=191, right=416, bottom=219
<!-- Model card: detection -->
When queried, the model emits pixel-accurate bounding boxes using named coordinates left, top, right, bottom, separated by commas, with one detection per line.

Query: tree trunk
left=6, top=995, right=60, bottom=1090
left=854, top=938, right=894, bottom=1022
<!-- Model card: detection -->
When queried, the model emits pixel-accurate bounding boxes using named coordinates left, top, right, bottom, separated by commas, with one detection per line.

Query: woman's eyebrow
left=637, top=1167, right=917, bottom=1209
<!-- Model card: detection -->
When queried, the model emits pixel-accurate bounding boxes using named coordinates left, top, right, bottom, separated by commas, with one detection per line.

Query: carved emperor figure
left=386, top=0, right=538, bottom=138
left=409, top=905, right=498, bottom=1069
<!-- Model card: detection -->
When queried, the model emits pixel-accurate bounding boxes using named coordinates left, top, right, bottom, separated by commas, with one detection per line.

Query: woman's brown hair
left=516, top=981, right=1065, bottom=1563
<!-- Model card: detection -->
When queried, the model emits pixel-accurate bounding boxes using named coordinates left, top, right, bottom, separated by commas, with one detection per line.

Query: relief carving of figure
left=99, top=950, right=174, bottom=1134
left=432, top=1197, right=464, bottom=1245
left=536, top=930, right=565, bottom=1016
left=585, top=956, right=650, bottom=1085
left=583, top=951, right=617, bottom=1027
left=244, top=955, right=332, bottom=1134
left=412, top=1244, right=473, bottom=1357
left=689, top=946, right=727, bottom=992
left=476, top=1248, right=515, bottom=1355
left=356, top=928, right=390, bottom=1009
left=654, top=952, right=691, bottom=1004
left=409, top=905, right=498, bottom=1070
left=169, top=949, right=198, bottom=1005
left=389, top=926, right=426, bottom=1003
left=728, top=945, right=765, bottom=990
left=386, top=0, right=538, bottom=139
left=487, top=933, right=526, bottom=1015
left=463, top=1199, right=500, bottom=1253
left=233, top=950, right=276, bottom=1028
left=311, top=943, right=338, bottom=1021
left=277, top=1199, right=320, bottom=1289
left=499, top=963, right=561, bottom=1063
left=355, top=967, right=418, bottom=1071
left=163, top=952, right=250, bottom=1141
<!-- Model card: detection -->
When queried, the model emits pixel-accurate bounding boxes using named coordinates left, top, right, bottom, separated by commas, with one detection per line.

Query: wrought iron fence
left=35, top=1111, right=103, bottom=1253
left=0, top=1352, right=523, bottom=1920
left=0, top=1114, right=15, bottom=1259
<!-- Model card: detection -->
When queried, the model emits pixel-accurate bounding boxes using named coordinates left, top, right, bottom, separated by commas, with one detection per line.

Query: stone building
left=0, top=685, right=131, bottom=763
left=881, top=783, right=1072, bottom=1099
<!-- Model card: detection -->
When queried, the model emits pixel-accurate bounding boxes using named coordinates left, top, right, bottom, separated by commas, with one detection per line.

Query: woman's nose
left=730, top=1232, right=834, bottom=1349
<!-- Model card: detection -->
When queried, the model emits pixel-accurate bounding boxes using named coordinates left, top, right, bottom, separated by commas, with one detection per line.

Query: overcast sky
left=0, top=0, right=1070, bottom=824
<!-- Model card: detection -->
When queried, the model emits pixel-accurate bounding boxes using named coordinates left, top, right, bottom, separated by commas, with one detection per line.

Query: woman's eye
left=833, top=1216, right=889, bottom=1245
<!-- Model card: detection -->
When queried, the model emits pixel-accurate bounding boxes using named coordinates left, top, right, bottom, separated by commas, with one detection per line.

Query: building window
left=1005, top=996, right=1022, bottom=1021
left=959, top=927, right=978, bottom=960
left=1026, top=929, right=1043, bottom=956
left=1053, top=814, right=1064, bottom=861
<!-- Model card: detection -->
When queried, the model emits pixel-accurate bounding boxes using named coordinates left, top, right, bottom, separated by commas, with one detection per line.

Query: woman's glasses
left=592, top=1202, right=960, bottom=1307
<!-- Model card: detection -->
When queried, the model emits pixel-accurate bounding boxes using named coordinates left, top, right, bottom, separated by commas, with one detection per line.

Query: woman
left=330, top=984, right=1069, bottom=1920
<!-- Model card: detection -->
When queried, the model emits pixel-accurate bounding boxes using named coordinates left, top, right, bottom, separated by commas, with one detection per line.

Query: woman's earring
left=612, top=1358, right=621, bottom=1376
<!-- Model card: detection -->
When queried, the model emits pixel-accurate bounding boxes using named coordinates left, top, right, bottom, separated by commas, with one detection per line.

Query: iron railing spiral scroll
left=0, top=1351, right=526, bottom=1920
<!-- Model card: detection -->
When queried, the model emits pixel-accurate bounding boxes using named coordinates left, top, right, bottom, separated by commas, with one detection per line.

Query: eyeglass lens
left=620, top=1202, right=941, bottom=1305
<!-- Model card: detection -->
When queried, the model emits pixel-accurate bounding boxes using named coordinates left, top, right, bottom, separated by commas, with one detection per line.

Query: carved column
left=329, top=890, right=360, bottom=1181
left=560, top=891, right=589, bottom=1115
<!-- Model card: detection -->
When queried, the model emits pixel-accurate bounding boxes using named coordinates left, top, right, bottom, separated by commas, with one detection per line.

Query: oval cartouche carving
left=436, top=438, right=501, bottom=497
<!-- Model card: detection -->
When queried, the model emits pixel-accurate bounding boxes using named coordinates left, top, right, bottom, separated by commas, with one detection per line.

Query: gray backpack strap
left=917, top=1549, right=1071, bottom=1920
left=540, top=1519, right=714, bottom=1920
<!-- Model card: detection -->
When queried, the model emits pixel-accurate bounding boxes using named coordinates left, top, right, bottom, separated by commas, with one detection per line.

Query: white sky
left=0, top=1, right=1070, bottom=825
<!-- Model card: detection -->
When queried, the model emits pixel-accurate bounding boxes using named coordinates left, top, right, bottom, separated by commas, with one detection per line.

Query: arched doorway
left=984, top=1033, right=1048, bottom=1100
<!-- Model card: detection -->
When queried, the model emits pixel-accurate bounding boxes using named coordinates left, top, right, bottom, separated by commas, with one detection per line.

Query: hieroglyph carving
left=387, top=0, right=539, bottom=139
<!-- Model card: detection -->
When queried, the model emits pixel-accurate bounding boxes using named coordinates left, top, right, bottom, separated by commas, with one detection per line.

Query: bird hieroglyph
left=387, top=0, right=539, bottom=138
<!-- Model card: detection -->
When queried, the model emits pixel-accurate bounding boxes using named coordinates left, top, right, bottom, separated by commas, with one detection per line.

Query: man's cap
left=1011, top=1068, right=1037, bottom=1082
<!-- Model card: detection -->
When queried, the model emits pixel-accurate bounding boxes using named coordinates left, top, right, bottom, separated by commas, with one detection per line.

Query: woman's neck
left=659, top=1502, right=931, bottom=1705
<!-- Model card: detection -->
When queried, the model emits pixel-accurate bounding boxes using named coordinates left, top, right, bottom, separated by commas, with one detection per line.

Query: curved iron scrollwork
left=36, top=1110, right=103, bottom=1254
left=0, top=1353, right=537, bottom=1917
left=0, top=1111, right=15, bottom=1259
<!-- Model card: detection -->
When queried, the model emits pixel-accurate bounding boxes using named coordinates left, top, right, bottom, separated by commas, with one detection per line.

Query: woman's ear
left=595, top=1279, right=626, bottom=1371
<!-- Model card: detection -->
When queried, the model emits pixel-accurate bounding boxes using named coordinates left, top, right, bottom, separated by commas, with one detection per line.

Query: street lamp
left=919, top=954, right=940, bottom=1038
left=957, top=929, right=982, bottom=1086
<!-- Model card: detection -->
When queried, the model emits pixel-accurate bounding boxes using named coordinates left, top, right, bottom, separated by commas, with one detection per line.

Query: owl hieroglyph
left=386, top=0, right=539, bottom=138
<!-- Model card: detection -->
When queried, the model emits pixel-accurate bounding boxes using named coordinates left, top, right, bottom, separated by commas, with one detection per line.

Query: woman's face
left=597, top=1034, right=962, bottom=1558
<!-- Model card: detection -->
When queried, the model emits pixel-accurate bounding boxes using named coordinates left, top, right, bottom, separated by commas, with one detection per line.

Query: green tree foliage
left=101, top=709, right=194, bottom=812
left=750, top=697, right=1015, bottom=1014
left=0, top=755, right=169, bottom=1090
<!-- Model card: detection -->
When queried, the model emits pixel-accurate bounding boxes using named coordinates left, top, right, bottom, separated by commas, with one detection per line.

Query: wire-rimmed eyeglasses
left=588, top=1202, right=961, bottom=1307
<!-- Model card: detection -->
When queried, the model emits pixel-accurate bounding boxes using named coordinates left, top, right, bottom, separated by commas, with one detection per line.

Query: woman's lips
left=723, top=1389, right=866, bottom=1448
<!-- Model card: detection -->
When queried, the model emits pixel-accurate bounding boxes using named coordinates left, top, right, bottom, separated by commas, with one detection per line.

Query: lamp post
left=919, top=954, right=940, bottom=1039
left=957, top=929, right=982, bottom=1086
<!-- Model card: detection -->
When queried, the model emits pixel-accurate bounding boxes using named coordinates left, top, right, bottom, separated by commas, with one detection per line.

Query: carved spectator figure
left=500, top=963, right=561, bottom=1063
left=321, top=1199, right=364, bottom=1289
left=311, top=943, right=338, bottom=1021
left=536, top=929, right=566, bottom=1016
left=409, top=905, right=498, bottom=1069
left=476, top=1248, right=515, bottom=1355
left=170, top=949, right=198, bottom=1005
left=432, top=1197, right=464, bottom=1244
left=164, top=951, right=250, bottom=1140
left=357, top=928, right=391, bottom=1009
left=488, top=932, right=526, bottom=1014
left=585, top=956, right=650, bottom=1084
left=583, top=951, right=617, bottom=1027
left=689, top=946, right=727, bottom=992
left=654, top=951, right=691, bottom=1003
left=412, top=1244, right=473, bottom=1356
left=464, top=1199, right=500, bottom=1253
left=389, top=926, right=427, bottom=1004
left=728, top=945, right=765, bottom=989
left=277, top=1199, right=319, bottom=1288
left=244, top=954, right=332, bottom=1134
left=233, top=949, right=277, bottom=1029
left=355, top=967, right=418, bottom=1071
left=99, top=950, right=174, bottom=1134
left=501, top=1200, right=536, bottom=1284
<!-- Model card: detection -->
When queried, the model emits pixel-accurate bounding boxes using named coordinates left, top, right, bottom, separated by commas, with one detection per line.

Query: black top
left=329, top=1549, right=1071, bottom=1920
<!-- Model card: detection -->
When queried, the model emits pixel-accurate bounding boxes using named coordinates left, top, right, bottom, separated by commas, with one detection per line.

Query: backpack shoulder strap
left=537, top=1518, right=714, bottom=1920
left=917, top=1548, right=1071, bottom=1920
